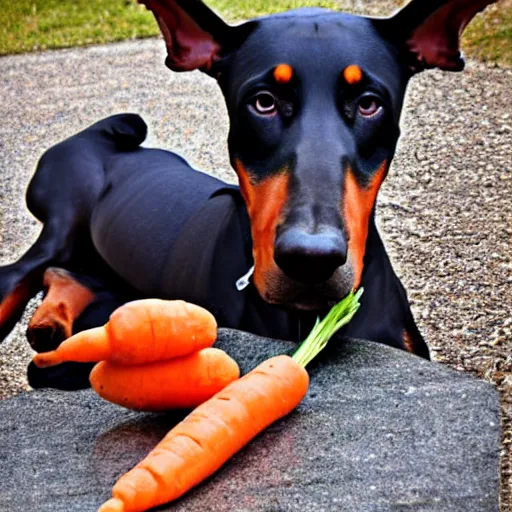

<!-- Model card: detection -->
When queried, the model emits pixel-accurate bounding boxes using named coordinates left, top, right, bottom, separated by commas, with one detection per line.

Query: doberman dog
left=0, top=0, right=495, bottom=389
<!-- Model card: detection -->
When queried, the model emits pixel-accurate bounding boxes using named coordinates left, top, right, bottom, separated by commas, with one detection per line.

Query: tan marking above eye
left=343, top=64, right=363, bottom=85
left=273, top=64, right=294, bottom=84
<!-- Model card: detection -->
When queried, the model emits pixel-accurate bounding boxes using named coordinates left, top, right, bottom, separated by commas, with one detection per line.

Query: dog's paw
left=27, top=360, right=93, bottom=390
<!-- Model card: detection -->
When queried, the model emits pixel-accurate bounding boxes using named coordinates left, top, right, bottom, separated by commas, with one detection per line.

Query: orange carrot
left=33, top=299, right=216, bottom=367
left=90, top=348, right=240, bottom=411
left=98, top=290, right=362, bottom=512
left=98, top=355, right=308, bottom=512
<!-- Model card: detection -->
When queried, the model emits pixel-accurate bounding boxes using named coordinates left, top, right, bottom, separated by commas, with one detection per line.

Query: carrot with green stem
left=33, top=299, right=217, bottom=367
left=90, top=348, right=240, bottom=412
left=98, top=289, right=363, bottom=512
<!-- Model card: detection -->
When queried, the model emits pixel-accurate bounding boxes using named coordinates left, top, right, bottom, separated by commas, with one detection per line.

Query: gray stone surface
left=0, top=329, right=500, bottom=512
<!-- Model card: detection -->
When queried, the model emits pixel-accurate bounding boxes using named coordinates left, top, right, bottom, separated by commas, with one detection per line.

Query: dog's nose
left=274, top=228, right=347, bottom=284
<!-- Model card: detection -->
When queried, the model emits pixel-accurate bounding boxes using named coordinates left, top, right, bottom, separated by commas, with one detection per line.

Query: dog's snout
left=274, top=228, right=347, bottom=284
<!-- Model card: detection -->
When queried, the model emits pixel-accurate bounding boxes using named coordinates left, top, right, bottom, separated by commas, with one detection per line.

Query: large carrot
left=99, top=355, right=307, bottom=512
left=90, top=348, right=240, bottom=411
left=98, top=290, right=362, bottom=512
left=33, top=299, right=216, bottom=367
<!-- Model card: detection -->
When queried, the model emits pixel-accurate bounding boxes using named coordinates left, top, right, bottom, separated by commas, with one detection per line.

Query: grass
left=0, top=0, right=336, bottom=55
left=0, top=0, right=510, bottom=66
left=462, top=0, right=512, bottom=67
left=0, top=1, right=157, bottom=54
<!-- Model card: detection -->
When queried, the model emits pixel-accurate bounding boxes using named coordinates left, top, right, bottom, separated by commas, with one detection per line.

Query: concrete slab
left=0, top=329, right=500, bottom=511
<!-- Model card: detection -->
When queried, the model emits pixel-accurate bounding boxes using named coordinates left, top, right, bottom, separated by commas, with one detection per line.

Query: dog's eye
left=358, top=95, right=382, bottom=117
left=252, top=92, right=277, bottom=115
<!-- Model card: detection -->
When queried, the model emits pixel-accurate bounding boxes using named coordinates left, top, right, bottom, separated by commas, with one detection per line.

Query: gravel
left=0, top=38, right=510, bottom=509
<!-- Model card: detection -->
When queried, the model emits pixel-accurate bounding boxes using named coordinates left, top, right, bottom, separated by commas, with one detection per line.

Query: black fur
left=1, top=0, right=496, bottom=388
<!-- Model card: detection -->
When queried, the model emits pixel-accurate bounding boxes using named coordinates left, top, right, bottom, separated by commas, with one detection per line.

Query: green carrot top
left=292, top=288, right=363, bottom=368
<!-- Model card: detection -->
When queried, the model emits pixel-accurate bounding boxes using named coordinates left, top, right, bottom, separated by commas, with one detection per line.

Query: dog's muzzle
left=274, top=227, right=347, bottom=284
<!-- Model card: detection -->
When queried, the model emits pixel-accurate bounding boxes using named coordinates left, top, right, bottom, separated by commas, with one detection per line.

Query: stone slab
left=0, top=329, right=500, bottom=511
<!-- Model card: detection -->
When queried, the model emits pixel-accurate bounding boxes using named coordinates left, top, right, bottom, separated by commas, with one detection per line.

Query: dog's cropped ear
left=138, top=0, right=254, bottom=75
left=373, top=0, right=496, bottom=72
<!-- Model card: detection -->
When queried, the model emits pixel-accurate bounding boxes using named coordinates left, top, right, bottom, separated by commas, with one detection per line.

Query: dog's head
left=140, top=0, right=494, bottom=310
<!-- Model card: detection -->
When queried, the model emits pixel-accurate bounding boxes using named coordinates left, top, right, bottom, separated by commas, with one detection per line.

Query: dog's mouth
left=282, top=293, right=339, bottom=312
left=254, top=262, right=355, bottom=312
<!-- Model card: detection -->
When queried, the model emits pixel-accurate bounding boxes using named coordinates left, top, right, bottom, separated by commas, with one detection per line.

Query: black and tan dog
left=0, top=0, right=495, bottom=388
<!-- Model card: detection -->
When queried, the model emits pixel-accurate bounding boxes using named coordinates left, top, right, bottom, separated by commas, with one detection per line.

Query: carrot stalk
left=33, top=299, right=217, bottom=367
left=292, top=288, right=363, bottom=367
left=90, top=348, right=240, bottom=411
left=98, top=290, right=362, bottom=512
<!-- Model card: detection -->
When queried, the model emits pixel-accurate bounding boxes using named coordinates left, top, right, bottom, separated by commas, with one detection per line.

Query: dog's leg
left=0, top=113, right=148, bottom=343
left=0, top=219, right=74, bottom=343
left=0, top=147, right=96, bottom=343
left=27, top=271, right=131, bottom=390
left=26, top=267, right=96, bottom=353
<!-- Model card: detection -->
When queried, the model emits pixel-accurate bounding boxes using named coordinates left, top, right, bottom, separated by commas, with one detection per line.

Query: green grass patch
left=463, top=0, right=512, bottom=67
left=0, top=1, right=157, bottom=54
left=208, top=0, right=338, bottom=21
left=0, top=0, right=510, bottom=67
left=0, top=0, right=338, bottom=56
